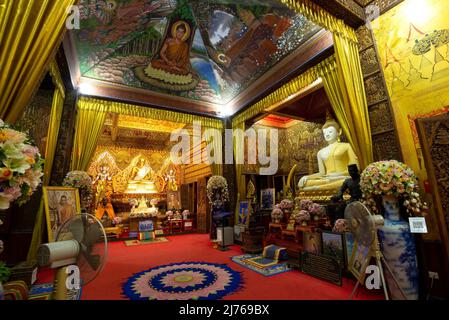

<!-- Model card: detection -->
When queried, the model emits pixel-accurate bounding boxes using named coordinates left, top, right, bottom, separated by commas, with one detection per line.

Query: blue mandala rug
left=122, top=262, right=243, bottom=300
left=231, top=254, right=292, bottom=277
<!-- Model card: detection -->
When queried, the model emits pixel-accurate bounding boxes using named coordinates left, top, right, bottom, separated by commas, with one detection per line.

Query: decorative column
left=356, top=23, right=403, bottom=161
left=50, top=90, right=78, bottom=185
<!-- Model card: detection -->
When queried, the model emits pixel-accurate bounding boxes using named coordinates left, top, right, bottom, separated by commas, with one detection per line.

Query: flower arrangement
left=112, top=216, right=122, bottom=226
left=182, top=209, right=190, bottom=219
left=296, top=210, right=311, bottom=225
left=271, top=207, right=283, bottom=223
left=333, top=219, right=350, bottom=233
left=299, top=199, right=314, bottom=211
left=360, top=160, right=427, bottom=215
left=206, top=176, right=229, bottom=204
left=63, top=171, right=93, bottom=211
left=166, top=210, right=174, bottom=220
left=296, top=198, right=325, bottom=221
left=0, top=119, right=44, bottom=210
left=279, top=199, right=294, bottom=211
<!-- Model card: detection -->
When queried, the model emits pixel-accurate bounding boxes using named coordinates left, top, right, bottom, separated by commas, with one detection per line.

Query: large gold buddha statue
left=125, top=158, right=158, bottom=194
left=298, top=118, right=358, bottom=199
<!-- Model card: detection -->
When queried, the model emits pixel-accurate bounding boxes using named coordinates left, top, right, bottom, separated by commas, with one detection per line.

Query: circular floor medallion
left=122, top=262, right=242, bottom=300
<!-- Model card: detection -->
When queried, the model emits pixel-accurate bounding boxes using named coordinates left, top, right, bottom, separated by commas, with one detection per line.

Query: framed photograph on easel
left=348, top=239, right=372, bottom=282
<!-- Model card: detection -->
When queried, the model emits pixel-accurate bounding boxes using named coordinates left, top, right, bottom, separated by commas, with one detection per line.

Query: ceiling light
left=78, top=82, right=97, bottom=95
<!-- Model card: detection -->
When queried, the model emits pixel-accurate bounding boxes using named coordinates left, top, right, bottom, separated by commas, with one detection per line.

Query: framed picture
left=167, top=190, right=181, bottom=210
left=260, top=188, right=275, bottom=210
left=344, top=232, right=355, bottom=268
left=349, top=240, right=372, bottom=281
left=43, top=187, right=81, bottom=242
left=238, top=201, right=250, bottom=226
left=322, top=231, right=345, bottom=267
left=303, top=232, right=322, bottom=254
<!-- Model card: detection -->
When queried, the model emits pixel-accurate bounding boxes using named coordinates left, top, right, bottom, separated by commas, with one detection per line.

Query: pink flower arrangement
left=271, top=207, right=283, bottom=222
left=0, top=119, right=44, bottom=210
left=296, top=210, right=311, bottom=224
left=360, top=160, right=427, bottom=215
left=299, top=199, right=313, bottom=211
left=279, top=199, right=294, bottom=210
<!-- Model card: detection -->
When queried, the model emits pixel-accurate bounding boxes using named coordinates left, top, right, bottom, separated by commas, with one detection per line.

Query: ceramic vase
left=378, top=195, right=419, bottom=300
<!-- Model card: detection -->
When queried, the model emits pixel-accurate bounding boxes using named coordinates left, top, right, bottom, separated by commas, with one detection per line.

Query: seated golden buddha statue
left=125, top=158, right=158, bottom=194
left=297, top=118, right=358, bottom=200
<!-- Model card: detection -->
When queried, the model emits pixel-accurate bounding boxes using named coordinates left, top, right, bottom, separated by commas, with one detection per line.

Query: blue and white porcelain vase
left=378, top=195, right=419, bottom=300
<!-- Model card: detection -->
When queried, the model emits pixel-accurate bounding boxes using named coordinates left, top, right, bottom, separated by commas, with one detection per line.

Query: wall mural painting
left=372, top=0, right=449, bottom=177
left=73, top=0, right=321, bottom=104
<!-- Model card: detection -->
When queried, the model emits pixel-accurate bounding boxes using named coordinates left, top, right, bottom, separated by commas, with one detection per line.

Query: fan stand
left=218, top=215, right=229, bottom=251
left=52, top=266, right=69, bottom=300
left=350, top=232, right=408, bottom=301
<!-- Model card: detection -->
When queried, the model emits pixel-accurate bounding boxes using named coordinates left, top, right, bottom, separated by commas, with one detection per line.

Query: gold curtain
left=319, top=58, right=370, bottom=168
left=27, top=61, right=66, bottom=263
left=0, top=0, right=75, bottom=123
left=332, top=36, right=373, bottom=168
left=71, top=102, right=108, bottom=171
left=78, top=97, right=224, bottom=130
left=279, top=0, right=373, bottom=168
left=204, top=130, right=223, bottom=176
left=233, top=122, right=246, bottom=220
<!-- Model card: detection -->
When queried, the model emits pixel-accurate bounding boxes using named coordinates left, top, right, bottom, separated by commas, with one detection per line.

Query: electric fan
left=37, top=213, right=108, bottom=300
left=344, top=201, right=406, bottom=300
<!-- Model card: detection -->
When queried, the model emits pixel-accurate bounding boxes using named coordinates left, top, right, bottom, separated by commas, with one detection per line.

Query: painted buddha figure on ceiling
left=137, top=20, right=199, bottom=91
left=298, top=118, right=359, bottom=192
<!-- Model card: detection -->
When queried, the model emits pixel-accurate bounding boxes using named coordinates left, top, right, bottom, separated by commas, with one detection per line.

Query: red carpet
left=37, top=234, right=383, bottom=300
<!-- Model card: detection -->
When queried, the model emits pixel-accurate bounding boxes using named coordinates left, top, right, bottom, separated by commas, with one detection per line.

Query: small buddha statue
left=298, top=117, right=358, bottom=192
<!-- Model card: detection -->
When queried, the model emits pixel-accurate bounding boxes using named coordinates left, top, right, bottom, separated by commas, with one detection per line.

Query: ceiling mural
left=69, top=0, right=322, bottom=106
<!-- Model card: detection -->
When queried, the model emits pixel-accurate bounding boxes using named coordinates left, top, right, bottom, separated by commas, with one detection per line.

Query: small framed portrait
left=322, top=231, right=345, bottom=267
left=238, top=201, right=250, bottom=226
left=349, top=240, right=372, bottom=281
left=167, top=190, right=181, bottom=210
left=260, top=188, right=275, bottom=210
left=43, top=187, right=81, bottom=242
left=303, top=232, right=322, bottom=254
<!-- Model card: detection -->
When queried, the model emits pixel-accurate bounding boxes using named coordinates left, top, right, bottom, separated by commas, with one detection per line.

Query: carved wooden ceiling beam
left=310, top=0, right=366, bottom=28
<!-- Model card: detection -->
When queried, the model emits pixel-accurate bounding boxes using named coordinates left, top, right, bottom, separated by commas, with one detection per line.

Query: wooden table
left=169, top=219, right=183, bottom=234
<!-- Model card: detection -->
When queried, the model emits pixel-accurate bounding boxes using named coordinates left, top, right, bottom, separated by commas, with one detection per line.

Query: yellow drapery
left=71, top=102, right=108, bottom=171
left=72, top=97, right=225, bottom=172
left=204, top=130, right=223, bottom=176
left=0, top=0, right=75, bottom=123
left=78, top=97, right=224, bottom=130
left=233, top=122, right=246, bottom=219
left=27, top=61, right=66, bottom=263
left=280, top=0, right=373, bottom=168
